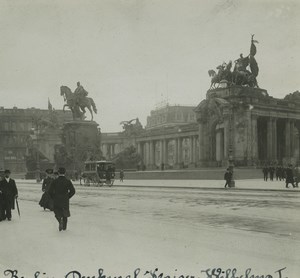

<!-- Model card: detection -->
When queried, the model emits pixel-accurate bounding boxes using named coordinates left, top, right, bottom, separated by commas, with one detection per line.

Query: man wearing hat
left=0, top=170, right=18, bottom=221
left=48, top=167, right=75, bottom=231
left=285, top=164, right=296, bottom=188
left=39, top=169, right=54, bottom=211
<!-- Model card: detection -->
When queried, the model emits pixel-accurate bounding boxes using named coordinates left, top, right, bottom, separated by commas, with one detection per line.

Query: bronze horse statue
left=60, top=86, right=98, bottom=121
left=208, top=61, right=233, bottom=89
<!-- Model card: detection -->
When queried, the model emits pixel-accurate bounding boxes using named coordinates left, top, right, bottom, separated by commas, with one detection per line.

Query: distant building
left=146, top=105, right=196, bottom=130
left=0, top=107, right=72, bottom=173
left=101, top=105, right=199, bottom=169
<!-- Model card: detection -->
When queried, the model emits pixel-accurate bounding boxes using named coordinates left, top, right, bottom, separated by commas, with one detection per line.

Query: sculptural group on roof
left=208, top=35, right=259, bottom=89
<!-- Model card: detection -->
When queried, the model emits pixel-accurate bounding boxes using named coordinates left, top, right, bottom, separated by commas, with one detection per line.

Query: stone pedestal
left=59, top=121, right=101, bottom=174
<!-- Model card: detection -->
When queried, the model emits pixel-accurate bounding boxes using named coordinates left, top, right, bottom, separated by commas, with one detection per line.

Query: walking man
left=285, top=164, right=296, bottom=188
left=224, top=168, right=232, bottom=188
left=48, top=167, right=75, bottom=231
left=0, top=170, right=18, bottom=221
left=119, top=169, right=124, bottom=182
left=269, top=165, right=275, bottom=181
left=263, top=165, right=269, bottom=181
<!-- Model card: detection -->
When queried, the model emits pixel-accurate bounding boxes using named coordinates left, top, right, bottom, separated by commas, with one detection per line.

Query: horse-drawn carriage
left=82, top=161, right=115, bottom=186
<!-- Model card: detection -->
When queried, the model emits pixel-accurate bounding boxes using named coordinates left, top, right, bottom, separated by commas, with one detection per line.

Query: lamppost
left=228, top=152, right=235, bottom=187
left=32, top=126, right=41, bottom=183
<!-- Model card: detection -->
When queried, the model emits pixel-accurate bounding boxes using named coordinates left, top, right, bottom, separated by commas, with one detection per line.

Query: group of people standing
left=39, top=167, right=76, bottom=231
left=0, top=170, right=18, bottom=222
left=262, top=164, right=300, bottom=188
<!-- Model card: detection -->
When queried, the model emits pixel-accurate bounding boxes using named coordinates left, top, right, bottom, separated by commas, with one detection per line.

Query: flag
left=249, top=56, right=259, bottom=77
left=250, top=41, right=257, bottom=56
left=48, top=98, right=53, bottom=111
left=250, top=35, right=259, bottom=56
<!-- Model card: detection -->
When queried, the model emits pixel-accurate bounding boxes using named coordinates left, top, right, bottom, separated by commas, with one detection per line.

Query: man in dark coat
left=48, top=167, right=75, bottom=231
left=263, top=165, right=269, bottom=181
left=224, top=168, right=232, bottom=188
left=285, top=164, right=296, bottom=188
left=0, top=170, right=18, bottom=221
left=269, top=166, right=275, bottom=181
left=39, top=169, right=54, bottom=211
left=0, top=172, right=4, bottom=221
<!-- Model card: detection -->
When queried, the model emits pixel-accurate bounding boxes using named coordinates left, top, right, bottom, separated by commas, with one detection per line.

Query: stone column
left=251, top=115, right=258, bottom=161
left=223, top=118, right=229, bottom=160
left=216, top=130, right=222, bottom=162
left=159, top=140, right=164, bottom=165
left=178, top=137, right=183, bottom=166
left=267, top=117, right=273, bottom=161
left=111, top=144, right=115, bottom=156
left=174, top=138, right=178, bottom=165
left=285, top=119, right=291, bottom=158
left=137, top=142, right=143, bottom=164
left=272, top=118, right=277, bottom=161
left=194, top=136, right=199, bottom=164
left=145, top=142, right=149, bottom=167
left=149, top=141, right=155, bottom=169
left=290, top=120, right=295, bottom=159
left=102, top=144, right=107, bottom=158
left=163, top=139, right=168, bottom=166
left=190, top=136, right=194, bottom=164
left=198, top=122, right=205, bottom=162
left=106, top=144, right=111, bottom=159
left=137, top=142, right=141, bottom=155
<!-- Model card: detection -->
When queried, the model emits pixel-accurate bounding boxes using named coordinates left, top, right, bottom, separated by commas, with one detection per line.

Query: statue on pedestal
left=60, top=82, right=97, bottom=121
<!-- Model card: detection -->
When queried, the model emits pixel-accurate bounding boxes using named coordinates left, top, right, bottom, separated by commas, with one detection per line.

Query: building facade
left=195, top=87, right=300, bottom=166
left=101, top=105, right=199, bottom=169
left=0, top=107, right=72, bottom=173
left=101, top=89, right=300, bottom=169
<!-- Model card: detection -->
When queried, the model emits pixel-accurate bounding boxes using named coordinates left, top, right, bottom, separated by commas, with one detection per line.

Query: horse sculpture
left=208, top=61, right=233, bottom=89
left=60, top=85, right=98, bottom=121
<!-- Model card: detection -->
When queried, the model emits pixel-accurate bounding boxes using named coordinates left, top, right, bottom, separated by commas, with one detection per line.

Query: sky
left=0, top=0, right=299, bottom=132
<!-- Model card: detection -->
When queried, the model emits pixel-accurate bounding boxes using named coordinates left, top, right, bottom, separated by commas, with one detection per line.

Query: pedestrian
left=269, top=166, right=275, bottom=181
left=285, top=164, right=296, bottom=188
left=263, top=165, right=269, bottom=181
left=48, top=167, right=75, bottom=231
left=39, top=169, right=54, bottom=211
left=275, top=165, right=280, bottom=181
left=119, top=169, right=124, bottom=182
left=294, top=165, right=300, bottom=188
left=0, top=173, right=4, bottom=222
left=224, top=168, right=232, bottom=188
left=0, top=170, right=18, bottom=221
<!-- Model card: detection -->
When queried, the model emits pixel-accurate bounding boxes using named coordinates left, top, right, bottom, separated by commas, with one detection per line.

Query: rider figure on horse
left=74, top=82, right=88, bottom=104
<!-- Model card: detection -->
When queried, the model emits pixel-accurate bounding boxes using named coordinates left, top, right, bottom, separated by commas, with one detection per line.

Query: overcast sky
left=0, top=0, right=299, bottom=131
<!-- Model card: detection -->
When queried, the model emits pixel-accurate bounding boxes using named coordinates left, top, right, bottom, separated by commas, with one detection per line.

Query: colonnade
left=197, top=115, right=300, bottom=166
left=101, top=143, right=117, bottom=160
left=136, top=135, right=199, bottom=169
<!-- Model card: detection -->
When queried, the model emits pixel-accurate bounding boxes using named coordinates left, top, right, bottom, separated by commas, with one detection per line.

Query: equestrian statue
left=208, top=35, right=259, bottom=89
left=60, top=82, right=98, bottom=121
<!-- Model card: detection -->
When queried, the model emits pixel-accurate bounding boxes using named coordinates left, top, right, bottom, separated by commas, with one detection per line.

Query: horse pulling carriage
left=82, top=161, right=116, bottom=187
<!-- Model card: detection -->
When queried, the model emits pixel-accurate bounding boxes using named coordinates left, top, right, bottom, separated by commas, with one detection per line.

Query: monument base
left=56, top=120, right=102, bottom=175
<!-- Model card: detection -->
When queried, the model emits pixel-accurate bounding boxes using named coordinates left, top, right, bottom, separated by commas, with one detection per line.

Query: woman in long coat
left=39, top=169, right=54, bottom=211
left=48, top=167, right=75, bottom=231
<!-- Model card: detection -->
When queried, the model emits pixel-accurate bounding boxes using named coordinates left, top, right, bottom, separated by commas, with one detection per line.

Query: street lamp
left=228, top=152, right=235, bottom=187
left=30, top=126, right=41, bottom=182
